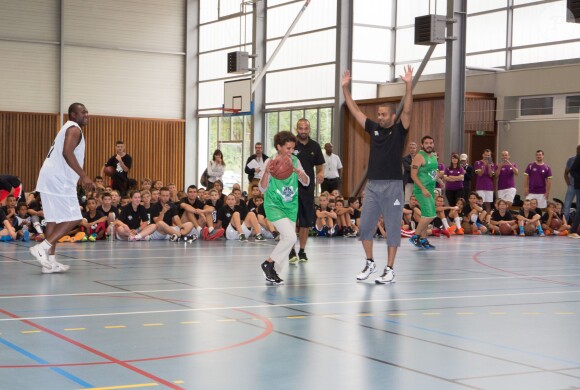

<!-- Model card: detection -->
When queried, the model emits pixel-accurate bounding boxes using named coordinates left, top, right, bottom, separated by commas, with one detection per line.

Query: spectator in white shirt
left=245, top=142, right=268, bottom=194
left=207, top=149, right=225, bottom=189
left=321, top=143, right=343, bottom=193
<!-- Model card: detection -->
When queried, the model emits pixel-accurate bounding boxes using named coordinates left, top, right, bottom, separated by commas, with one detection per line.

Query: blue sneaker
left=409, top=235, right=422, bottom=248
left=420, top=238, right=436, bottom=250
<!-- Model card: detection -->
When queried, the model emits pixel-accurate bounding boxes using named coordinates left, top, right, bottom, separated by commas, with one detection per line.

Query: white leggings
left=270, top=218, right=297, bottom=272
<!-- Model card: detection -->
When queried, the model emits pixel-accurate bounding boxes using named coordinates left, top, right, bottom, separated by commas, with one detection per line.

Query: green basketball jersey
left=415, top=150, right=438, bottom=191
left=264, top=155, right=299, bottom=222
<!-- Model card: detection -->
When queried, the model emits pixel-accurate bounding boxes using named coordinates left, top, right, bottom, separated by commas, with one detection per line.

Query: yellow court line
left=143, top=323, right=164, bottom=327
left=556, top=312, right=575, bottom=315
left=64, top=328, right=86, bottom=331
left=21, top=330, right=41, bottom=334
left=422, top=313, right=441, bottom=316
left=173, top=381, right=184, bottom=384
left=388, top=313, right=407, bottom=316
left=82, top=382, right=158, bottom=389
left=287, top=316, right=305, bottom=319
left=180, top=321, right=200, bottom=324
left=356, top=313, right=374, bottom=317
left=104, top=325, right=127, bottom=329
left=217, top=319, right=236, bottom=322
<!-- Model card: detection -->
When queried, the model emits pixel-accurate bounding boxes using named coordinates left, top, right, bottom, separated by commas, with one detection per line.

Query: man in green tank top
left=410, top=135, right=438, bottom=249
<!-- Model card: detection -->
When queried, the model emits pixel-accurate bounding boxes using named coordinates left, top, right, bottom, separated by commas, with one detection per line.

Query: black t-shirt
left=105, top=154, right=132, bottom=192
left=257, top=203, right=266, bottom=217
left=142, top=205, right=153, bottom=225
left=294, top=137, right=325, bottom=194
left=350, top=208, right=361, bottom=220
left=236, top=200, right=249, bottom=220
left=97, top=205, right=121, bottom=219
left=402, top=154, right=413, bottom=184
left=365, top=119, right=407, bottom=181
left=0, top=208, right=6, bottom=225
left=217, top=205, right=240, bottom=228
left=491, top=210, right=515, bottom=222
left=519, top=209, right=537, bottom=219
left=120, top=204, right=148, bottom=230
left=247, top=198, right=258, bottom=212
left=83, top=210, right=105, bottom=224
left=178, top=197, right=204, bottom=217
left=150, top=201, right=178, bottom=225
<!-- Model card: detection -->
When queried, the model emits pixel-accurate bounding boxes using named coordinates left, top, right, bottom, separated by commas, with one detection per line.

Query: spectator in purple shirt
left=495, top=150, right=519, bottom=208
left=474, top=149, right=496, bottom=213
left=443, top=153, right=465, bottom=208
left=524, top=150, right=552, bottom=209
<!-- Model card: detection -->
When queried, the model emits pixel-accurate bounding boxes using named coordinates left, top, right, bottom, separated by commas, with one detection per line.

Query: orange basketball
left=104, top=166, right=116, bottom=177
left=524, top=223, right=536, bottom=236
left=499, top=224, right=513, bottom=235
left=270, top=156, right=294, bottom=180
left=549, top=218, right=562, bottom=231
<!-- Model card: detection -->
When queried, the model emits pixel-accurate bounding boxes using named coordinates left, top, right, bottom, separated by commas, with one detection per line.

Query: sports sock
left=537, top=225, right=544, bottom=234
left=442, top=218, right=450, bottom=229
left=454, top=217, right=461, bottom=228
left=40, top=240, right=52, bottom=250
left=470, top=214, right=478, bottom=223
left=135, top=233, right=142, bottom=240
left=519, top=225, right=524, bottom=234
left=33, top=222, right=43, bottom=234
left=208, top=227, right=214, bottom=233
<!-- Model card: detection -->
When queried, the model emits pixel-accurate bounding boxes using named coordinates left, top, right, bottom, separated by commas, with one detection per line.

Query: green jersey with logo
left=414, top=150, right=438, bottom=192
left=264, top=155, right=299, bottom=222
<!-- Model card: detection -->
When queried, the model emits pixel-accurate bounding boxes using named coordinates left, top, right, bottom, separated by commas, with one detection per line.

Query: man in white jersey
left=30, top=103, right=95, bottom=273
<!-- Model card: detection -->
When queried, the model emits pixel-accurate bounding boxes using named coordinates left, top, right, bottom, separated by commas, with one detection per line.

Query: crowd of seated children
left=216, top=193, right=263, bottom=241
left=489, top=199, right=519, bottom=235
left=315, top=193, right=338, bottom=237
left=540, top=201, right=570, bottom=236
left=517, top=199, right=544, bottom=236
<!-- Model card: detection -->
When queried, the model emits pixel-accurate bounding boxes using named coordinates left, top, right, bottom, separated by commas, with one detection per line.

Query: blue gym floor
left=1, top=235, right=579, bottom=390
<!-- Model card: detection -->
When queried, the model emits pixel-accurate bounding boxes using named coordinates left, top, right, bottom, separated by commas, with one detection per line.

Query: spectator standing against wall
left=102, top=140, right=132, bottom=196
left=474, top=149, right=495, bottom=213
left=524, top=150, right=552, bottom=209
left=495, top=150, right=518, bottom=208
left=321, top=143, right=343, bottom=193
left=245, top=143, right=268, bottom=194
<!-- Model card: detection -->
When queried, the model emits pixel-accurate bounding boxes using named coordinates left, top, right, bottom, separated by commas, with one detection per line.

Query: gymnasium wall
left=0, top=111, right=186, bottom=192
left=377, top=63, right=580, bottom=200
left=0, top=0, right=185, bottom=118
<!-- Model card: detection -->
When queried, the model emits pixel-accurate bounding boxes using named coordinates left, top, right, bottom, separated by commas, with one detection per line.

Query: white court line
left=1, top=289, right=580, bottom=322
left=1, top=273, right=580, bottom=300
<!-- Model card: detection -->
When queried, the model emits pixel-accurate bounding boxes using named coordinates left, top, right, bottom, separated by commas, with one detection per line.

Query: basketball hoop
left=222, top=108, right=241, bottom=116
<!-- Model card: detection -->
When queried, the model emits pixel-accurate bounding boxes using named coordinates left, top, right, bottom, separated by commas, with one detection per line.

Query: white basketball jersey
left=36, top=121, right=85, bottom=197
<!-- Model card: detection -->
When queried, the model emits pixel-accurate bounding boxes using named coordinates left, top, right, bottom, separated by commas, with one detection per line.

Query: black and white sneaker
left=272, top=231, right=280, bottom=241
left=184, top=234, right=197, bottom=243
left=239, top=234, right=248, bottom=242
left=169, top=234, right=180, bottom=242
left=298, top=251, right=309, bottom=263
left=289, top=248, right=298, bottom=264
left=255, top=233, right=265, bottom=241
left=375, top=266, right=395, bottom=284
left=356, top=260, right=377, bottom=281
left=261, top=260, right=283, bottom=285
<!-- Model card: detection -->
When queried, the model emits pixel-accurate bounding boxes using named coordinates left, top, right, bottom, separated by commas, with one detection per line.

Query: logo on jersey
left=276, top=186, right=296, bottom=202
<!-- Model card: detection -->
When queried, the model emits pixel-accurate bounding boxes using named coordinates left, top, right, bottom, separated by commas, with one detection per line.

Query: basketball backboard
left=223, top=78, right=253, bottom=116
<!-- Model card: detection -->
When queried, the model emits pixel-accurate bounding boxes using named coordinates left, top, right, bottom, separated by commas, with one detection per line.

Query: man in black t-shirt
left=179, top=185, right=206, bottom=238
left=342, top=66, right=414, bottom=284
left=0, top=207, right=17, bottom=240
left=102, top=140, right=132, bottom=196
left=290, top=118, right=325, bottom=263
left=150, top=187, right=195, bottom=241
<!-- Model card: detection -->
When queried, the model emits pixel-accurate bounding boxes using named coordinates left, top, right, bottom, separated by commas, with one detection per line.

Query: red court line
left=472, top=246, right=580, bottom=288
left=0, top=307, right=184, bottom=389
left=0, top=309, right=273, bottom=369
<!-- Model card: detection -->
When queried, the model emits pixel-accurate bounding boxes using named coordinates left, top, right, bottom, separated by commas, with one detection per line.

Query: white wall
left=377, top=63, right=580, bottom=200
left=0, top=0, right=185, bottom=119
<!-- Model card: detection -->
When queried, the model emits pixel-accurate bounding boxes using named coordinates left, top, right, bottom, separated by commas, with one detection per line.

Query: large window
left=265, top=107, right=332, bottom=156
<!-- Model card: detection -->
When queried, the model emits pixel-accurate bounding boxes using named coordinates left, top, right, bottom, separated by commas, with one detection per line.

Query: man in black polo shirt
left=342, top=66, right=414, bottom=284
left=290, top=118, right=325, bottom=263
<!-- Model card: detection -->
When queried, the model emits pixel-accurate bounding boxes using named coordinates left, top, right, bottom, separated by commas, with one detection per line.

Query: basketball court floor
left=1, top=235, right=579, bottom=389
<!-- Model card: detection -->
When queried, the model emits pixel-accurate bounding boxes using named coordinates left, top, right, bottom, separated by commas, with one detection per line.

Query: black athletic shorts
left=297, top=189, right=315, bottom=228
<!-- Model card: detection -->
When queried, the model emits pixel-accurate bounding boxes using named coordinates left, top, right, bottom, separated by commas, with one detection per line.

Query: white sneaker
left=568, top=233, right=580, bottom=239
left=30, top=245, right=51, bottom=268
left=42, top=262, right=70, bottom=274
left=375, top=267, right=395, bottom=284
left=356, top=260, right=377, bottom=281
